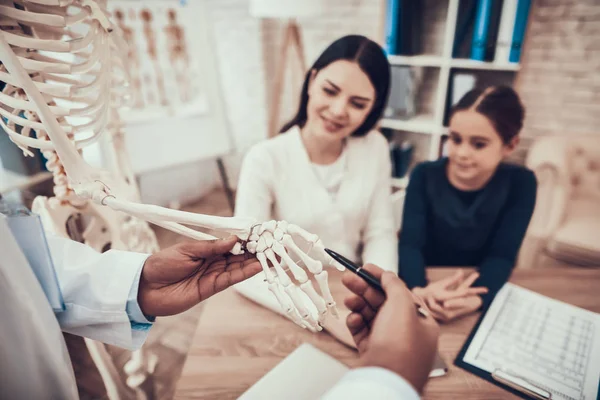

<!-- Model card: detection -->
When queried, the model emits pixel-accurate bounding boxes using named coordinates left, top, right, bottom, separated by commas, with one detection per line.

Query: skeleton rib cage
left=0, top=0, right=342, bottom=332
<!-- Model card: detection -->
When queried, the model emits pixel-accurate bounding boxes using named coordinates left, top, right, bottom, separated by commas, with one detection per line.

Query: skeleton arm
left=0, top=0, right=342, bottom=331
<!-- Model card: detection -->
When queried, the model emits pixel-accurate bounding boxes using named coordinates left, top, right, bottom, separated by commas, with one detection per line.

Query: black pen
left=325, top=248, right=429, bottom=319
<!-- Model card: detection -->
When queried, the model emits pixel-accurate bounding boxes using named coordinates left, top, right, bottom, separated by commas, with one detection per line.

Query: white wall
left=130, top=0, right=385, bottom=207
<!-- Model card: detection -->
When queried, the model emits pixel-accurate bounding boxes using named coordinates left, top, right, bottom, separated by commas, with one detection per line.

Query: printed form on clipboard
left=457, top=283, right=600, bottom=400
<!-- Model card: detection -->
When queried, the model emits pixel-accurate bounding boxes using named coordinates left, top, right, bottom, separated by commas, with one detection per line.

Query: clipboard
left=454, top=283, right=600, bottom=400
left=454, top=309, right=551, bottom=400
left=0, top=200, right=65, bottom=312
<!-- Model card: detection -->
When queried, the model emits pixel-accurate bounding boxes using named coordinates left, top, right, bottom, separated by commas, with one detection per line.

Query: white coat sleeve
left=47, top=235, right=151, bottom=350
left=322, top=367, right=420, bottom=400
left=234, top=145, right=275, bottom=221
left=361, top=138, right=399, bottom=273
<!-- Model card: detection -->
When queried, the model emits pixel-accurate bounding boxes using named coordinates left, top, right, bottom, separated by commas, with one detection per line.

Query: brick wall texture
left=516, top=0, right=600, bottom=138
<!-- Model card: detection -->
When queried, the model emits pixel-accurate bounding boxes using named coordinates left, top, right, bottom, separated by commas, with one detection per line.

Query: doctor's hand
left=137, top=236, right=262, bottom=317
left=342, top=264, right=440, bottom=393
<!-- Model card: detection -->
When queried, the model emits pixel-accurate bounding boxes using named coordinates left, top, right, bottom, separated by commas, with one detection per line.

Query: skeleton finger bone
left=281, top=235, right=328, bottom=318
left=285, top=223, right=342, bottom=271
left=264, top=248, right=320, bottom=331
left=281, top=234, right=338, bottom=318
left=256, top=253, right=309, bottom=330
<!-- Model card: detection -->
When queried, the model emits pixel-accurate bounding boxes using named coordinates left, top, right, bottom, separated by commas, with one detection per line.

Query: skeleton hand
left=242, top=220, right=344, bottom=332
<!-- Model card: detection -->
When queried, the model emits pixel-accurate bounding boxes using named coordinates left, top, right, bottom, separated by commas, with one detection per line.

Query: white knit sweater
left=235, top=126, right=397, bottom=272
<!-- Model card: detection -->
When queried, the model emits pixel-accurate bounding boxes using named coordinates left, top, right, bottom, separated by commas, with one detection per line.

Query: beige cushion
left=525, top=136, right=600, bottom=267
left=568, top=145, right=600, bottom=201
left=547, top=199, right=600, bottom=265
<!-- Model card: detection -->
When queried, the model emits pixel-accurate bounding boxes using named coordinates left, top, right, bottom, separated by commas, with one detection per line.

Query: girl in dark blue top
left=398, top=86, right=537, bottom=322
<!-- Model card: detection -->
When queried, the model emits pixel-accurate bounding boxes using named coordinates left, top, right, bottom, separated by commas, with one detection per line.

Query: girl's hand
left=413, top=270, right=487, bottom=302
left=428, top=295, right=483, bottom=322
left=412, top=270, right=487, bottom=323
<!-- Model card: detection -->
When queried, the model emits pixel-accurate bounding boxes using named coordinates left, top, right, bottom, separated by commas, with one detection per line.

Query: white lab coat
left=0, top=221, right=149, bottom=399
left=0, top=218, right=417, bottom=400
left=323, top=367, right=420, bottom=399
left=235, top=126, right=398, bottom=272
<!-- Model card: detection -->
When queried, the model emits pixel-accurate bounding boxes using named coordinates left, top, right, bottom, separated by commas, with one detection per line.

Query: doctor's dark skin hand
left=137, top=236, right=262, bottom=317
left=343, top=264, right=440, bottom=393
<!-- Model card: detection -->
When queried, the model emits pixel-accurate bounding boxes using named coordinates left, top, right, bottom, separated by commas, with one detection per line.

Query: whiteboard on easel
left=107, top=0, right=235, bottom=174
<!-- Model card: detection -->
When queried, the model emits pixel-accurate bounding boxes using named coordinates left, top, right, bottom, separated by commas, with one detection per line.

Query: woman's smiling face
left=304, top=60, right=376, bottom=142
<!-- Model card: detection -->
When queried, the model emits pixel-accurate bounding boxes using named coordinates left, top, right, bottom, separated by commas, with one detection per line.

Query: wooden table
left=174, top=267, right=600, bottom=399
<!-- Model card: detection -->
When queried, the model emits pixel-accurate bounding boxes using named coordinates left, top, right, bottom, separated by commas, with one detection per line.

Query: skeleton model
left=1, top=1, right=160, bottom=397
left=0, top=0, right=343, bottom=341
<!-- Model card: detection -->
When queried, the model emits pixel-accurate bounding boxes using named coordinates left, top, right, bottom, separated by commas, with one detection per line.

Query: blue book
left=397, top=0, right=422, bottom=56
left=484, top=0, right=505, bottom=61
left=453, top=0, right=478, bottom=58
left=470, top=0, right=494, bottom=61
left=384, top=0, right=401, bottom=55
left=509, top=0, right=531, bottom=63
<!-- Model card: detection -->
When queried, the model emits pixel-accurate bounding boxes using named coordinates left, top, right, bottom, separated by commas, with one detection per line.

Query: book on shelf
left=384, top=0, right=401, bottom=55
left=470, top=0, right=493, bottom=61
left=383, top=0, right=422, bottom=56
left=509, top=0, right=531, bottom=63
left=484, top=0, right=505, bottom=61
left=384, top=0, right=531, bottom=64
left=453, top=0, right=478, bottom=59
left=494, top=0, right=518, bottom=63
left=449, top=0, right=529, bottom=64
left=399, top=0, right=423, bottom=56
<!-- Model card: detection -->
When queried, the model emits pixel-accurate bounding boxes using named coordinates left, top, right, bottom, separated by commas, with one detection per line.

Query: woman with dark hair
left=235, top=35, right=398, bottom=272
left=398, top=86, right=537, bottom=322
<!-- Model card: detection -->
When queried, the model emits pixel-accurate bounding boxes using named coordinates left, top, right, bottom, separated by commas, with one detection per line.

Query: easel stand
left=268, top=19, right=307, bottom=138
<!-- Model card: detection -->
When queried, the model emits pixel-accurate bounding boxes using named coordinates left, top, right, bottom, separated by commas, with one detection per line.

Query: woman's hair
left=451, top=85, right=525, bottom=144
left=280, top=35, right=390, bottom=137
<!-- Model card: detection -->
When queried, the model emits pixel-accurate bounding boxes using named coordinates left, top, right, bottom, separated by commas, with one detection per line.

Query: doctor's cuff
left=126, top=258, right=155, bottom=328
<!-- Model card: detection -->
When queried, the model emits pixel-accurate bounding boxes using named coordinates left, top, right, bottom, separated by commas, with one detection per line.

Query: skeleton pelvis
left=32, top=196, right=128, bottom=253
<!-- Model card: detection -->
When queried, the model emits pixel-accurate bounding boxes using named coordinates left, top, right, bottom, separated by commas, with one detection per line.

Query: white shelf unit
left=381, top=0, right=521, bottom=162
left=388, top=55, right=444, bottom=68
left=388, top=55, right=520, bottom=72
left=380, top=114, right=441, bottom=136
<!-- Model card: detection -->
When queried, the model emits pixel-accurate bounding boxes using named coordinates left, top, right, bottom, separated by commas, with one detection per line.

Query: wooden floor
left=70, top=189, right=233, bottom=400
